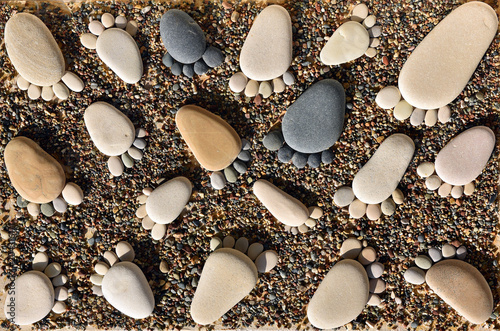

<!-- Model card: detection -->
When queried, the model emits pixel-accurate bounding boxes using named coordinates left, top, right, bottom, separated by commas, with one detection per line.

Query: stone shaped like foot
left=4, top=137, right=84, bottom=218
left=253, top=179, right=322, bottom=234
left=333, top=134, right=414, bottom=220
left=320, top=3, right=382, bottom=65
left=229, top=5, right=294, bottom=101
left=403, top=242, right=493, bottom=324
left=136, top=177, right=192, bottom=240
left=190, top=235, right=278, bottom=325
left=160, top=9, right=225, bottom=77
left=416, top=126, right=494, bottom=199
left=84, top=102, right=148, bottom=177
left=175, top=105, right=251, bottom=190
left=90, top=241, right=154, bottom=319
left=80, top=13, right=142, bottom=84
left=262, top=79, right=345, bottom=169
left=307, top=238, right=386, bottom=329
left=6, top=13, right=84, bottom=101
left=4, top=251, right=69, bottom=325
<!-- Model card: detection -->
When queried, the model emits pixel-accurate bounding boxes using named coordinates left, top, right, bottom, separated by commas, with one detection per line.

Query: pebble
left=33, top=252, right=49, bottom=271
left=367, top=293, right=381, bottom=306
left=224, top=167, right=238, bottom=183
left=223, top=236, right=235, bottom=248
left=381, top=198, right=396, bottom=216
left=334, top=186, right=355, bottom=207
left=425, top=175, right=442, bottom=190
left=232, top=160, right=247, bottom=174
left=54, top=286, right=68, bottom=301
left=52, top=301, right=67, bottom=314
left=277, top=145, right=294, bottom=163
left=428, top=248, right=443, bottom=262
left=393, top=100, right=413, bottom=120
left=392, top=189, right=404, bottom=204
left=27, top=84, right=41, bottom=99
left=366, top=262, right=384, bottom=279
left=351, top=3, right=369, bottom=21
left=202, top=46, right=224, bottom=68
left=282, top=71, right=295, bottom=85
left=80, top=33, right=97, bottom=49
left=375, top=86, right=401, bottom=109
left=52, top=82, right=69, bottom=100
left=89, top=20, right=105, bottom=35
left=95, top=262, right=109, bottom=275
left=116, top=241, right=135, bottom=261
left=255, top=250, right=278, bottom=272
left=108, top=156, right=124, bottom=176
left=126, top=21, right=139, bottom=37
left=424, top=109, right=438, bottom=126
left=320, top=21, right=369, bottom=65
left=133, top=138, right=146, bottom=149
left=101, top=13, right=115, bottom=28
left=16, top=75, right=30, bottom=90
left=262, top=131, right=284, bottom=151
left=114, top=16, right=127, bottom=29
left=358, top=247, right=377, bottom=265
left=210, top=237, right=222, bottom=251
left=451, top=185, right=463, bottom=199
left=229, top=72, right=248, bottom=93
left=44, top=262, right=61, bottom=278
left=128, top=147, right=143, bottom=160
left=41, top=86, right=54, bottom=101
left=41, top=203, right=55, bottom=217
left=369, top=278, right=386, bottom=294
left=145, top=177, right=191, bottom=225
left=366, top=204, right=382, bottom=220
left=308, top=206, right=323, bottom=219
left=0, top=230, right=9, bottom=240
left=273, top=77, right=286, bottom=93
left=291, top=152, right=307, bottom=168
left=159, top=260, right=169, bottom=273
left=151, top=223, right=167, bottom=240
left=456, top=246, right=467, bottom=260
left=258, top=81, right=273, bottom=98
left=237, top=150, right=251, bottom=162
left=415, top=255, right=433, bottom=269
left=410, top=108, right=425, bottom=126
left=438, top=105, right=451, bottom=123
left=103, top=251, right=119, bottom=266
left=61, top=71, right=84, bottom=92
left=62, top=182, right=83, bottom=205
left=305, top=218, right=317, bottom=228
left=404, top=267, right=426, bottom=285
left=442, top=244, right=456, bottom=259
left=27, top=202, right=41, bottom=217
left=210, top=172, right=226, bottom=190
left=349, top=199, right=366, bottom=219
left=321, top=150, right=334, bottom=164
left=141, top=216, right=154, bottom=230
left=248, top=243, right=264, bottom=261
left=244, top=80, right=259, bottom=97
left=438, top=183, right=452, bottom=197
left=464, top=182, right=475, bottom=195
left=417, top=162, right=435, bottom=178
left=235, top=237, right=249, bottom=253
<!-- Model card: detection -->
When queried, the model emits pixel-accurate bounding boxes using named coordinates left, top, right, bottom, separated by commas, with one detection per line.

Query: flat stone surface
left=96, top=28, right=143, bottom=84
left=398, top=2, right=498, bottom=109
left=307, top=259, right=369, bottom=329
left=320, top=21, right=369, bottom=65
left=191, top=248, right=258, bottom=325
left=160, top=10, right=206, bottom=64
left=146, top=176, right=192, bottom=224
left=84, top=102, right=136, bottom=156
left=240, top=5, right=292, bottom=81
left=4, top=137, right=65, bottom=204
left=176, top=105, right=241, bottom=171
left=352, top=134, right=415, bottom=204
left=102, top=262, right=155, bottom=319
left=282, top=79, right=345, bottom=153
left=426, top=259, right=493, bottom=324
left=435, top=126, right=495, bottom=186
left=5, top=13, right=65, bottom=86
left=253, top=179, right=309, bottom=227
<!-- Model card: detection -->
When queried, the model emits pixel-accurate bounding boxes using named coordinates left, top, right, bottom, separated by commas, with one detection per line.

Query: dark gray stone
left=263, top=131, right=284, bottom=151
left=224, top=166, right=238, bottom=183
left=308, top=153, right=321, bottom=168
left=282, top=79, right=345, bottom=153
left=321, top=150, right=334, bottom=164
left=162, top=53, right=174, bottom=67
left=233, top=160, right=248, bottom=174
left=292, top=152, right=307, bottom=169
left=171, top=62, right=182, bottom=76
left=277, top=145, right=294, bottom=163
left=202, top=46, right=224, bottom=68
left=237, top=150, right=251, bottom=162
left=17, top=196, right=29, bottom=208
left=182, top=64, right=194, bottom=78
left=160, top=9, right=206, bottom=64
left=241, top=138, right=251, bottom=150
left=194, top=59, right=209, bottom=75
left=41, top=203, right=55, bottom=217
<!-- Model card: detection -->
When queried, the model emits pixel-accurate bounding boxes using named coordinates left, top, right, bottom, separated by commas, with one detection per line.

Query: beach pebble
left=291, top=152, right=307, bottom=169
left=367, top=293, right=381, bottom=306
left=182, top=64, right=194, bottom=77
left=244, top=80, right=259, bottom=97
left=404, top=267, right=426, bottom=285
left=451, top=185, right=463, bottom=199
left=438, top=105, right=451, bottom=123
left=370, top=38, right=380, bottom=47
left=349, top=199, right=366, bottom=219
left=171, top=63, right=182, bottom=76
left=366, top=204, right=382, bottom=220
left=351, top=3, right=369, bottom=21
left=27, top=202, right=41, bottom=217
left=259, top=81, right=273, bottom=98
left=126, top=20, right=138, bottom=37
left=428, top=248, right=443, bottom=262
left=54, top=286, right=68, bottom=301
left=424, top=109, right=438, bottom=126
left=16, top=75, right=30, bottom=90
left=381, top=198, right=395, bottom=216
left=202, top=46, right=224, bottom=68
left=248, top=243, right=264, bottom=260
left=235, top=237, right=249, bottom=253
left=409, top=108, right=425, bottom=126
left=41, top=86, right=54, bottom=101
left=393, top=100, right=413, bottom=120
left=438, top=183, right=452, bottom=197
left=101, top=13, right=115, bottom=28
left=363, top=15, right=376, bottom=28
left=263, top=131, right=284, bottom=151
left=121, top=153, right=133, bottom=168
left=277, top=145, right=294, bottom=163
left=417, top=162, right=435, bottom=178
left=92, top=285, right=103, bottom=296
left=320, top=21, right=369, bottom=65
left=392, top=189, right=404, bottom=204
left=162, top=53, right=174, bottom=67
left=27, top=84, right=41, bottom=100
left=41, top=203, right=55, bottom=217
left=89, top=20, right=105, bottom=35
left=456, top=246, right=467, bottom=260
left=52, top=274, right=68, bottom=287
left=334, top=187, right=355, bottom=207
left=133, top=138, right=147, bottom=149
left=115, top=241, right=135, bottom=261
left=210, top=172, right=226, bottom=190
left=425, top=175, right=441, bottom=190
left=62, top=183, right=83, bottom=206
left=308, top=206, right=323, bottom=219
left=224, top=167, right=238, bottom=183
left=33, top=252, right=49, bottom=271
left=52, top=82, right=69, bottom=100
left=366, top=262, right=384, bottom=279
left=365, top=47, right=376, bottom=58
left=151, top=223, right=167, bottom=240
left=375, top=86, right=401, bottom=109
left=229, top=72, right=248, bottom=93
left=223, top=236, right=235, bottom=248
left=210, top=237, right=222, bottom=251
left=232, top=160, right=247, bottom=174
left=103, top=251, right=119, bottom=266
left=273, top=77, right=286, bottom=93
left=321, top=150, right=334, bottom=164
left=305, top=218, right=317, bottom=228
left=369, top=278, right=386, bottom=294
left=108, top=156, right=124, bottom=176
left=95, top=262, right=109, bottom=275
left=128, top=147, right=143, bottom=160
left=415, top=255, right=433, bottom=270
left=369, top=25, right=382, bottom=38
left=442, top=244, right=456, bottom=259
left=141, top=216, right=154, bottom=230
left=61, top=71, right=84, bottom=92
left=237, top=150, right=251, bottom=162
left=464, top=182, right=475, bottom=195
left=145, top=177, right=191, bottom=225
left=44, top=262, right=61, bottom=278
left=80, top=33, right=97, bottom=49
left=194, top=60, right=209, bottom=75
left=52, top=301, right=66, bottom=314
left=307, top=153, right=321, bottom=168
left=358, top=247, right=377, bottom=265
left=51, top=197, right=66, bottom=213
left=255, top=250, right=278, bottom=272
left=283, top=71, right=295, bottom=85
left=115, top=15, right=127, bottom=29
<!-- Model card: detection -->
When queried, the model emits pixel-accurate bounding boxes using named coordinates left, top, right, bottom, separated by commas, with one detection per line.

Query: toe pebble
left=108, top=156, right=124, bottom=176
left=367, top=293, right=381, bottom=306
left=52, top=274, right=68, bottom=287
left=103, top=251, right=119, bottom=266
left=366, top=262, right=384, bottom=278
left=456, top=246, right=467, bottom=260
left=451, top=186, right=463, bottom=199
left=235, top=237, right=249, bottom=253
left=210, top=237, right=222, bottom=251
left=428, top=247, right=442, bottom=262
left=89, top=20, right=105, bottom=35
left=425, top=175, right=441, bottom=190
left=248, top=243, right=264, bottom=260
left=438, top=183, right=452, bottom=197
left=464, top=182, right=475, bottom=195
left=282, top=72, right=295, bottom=85
left=33, top=252, right=49, bottom=271
left=424, top=109, right=438, bottom=127
left=375, top=86, right=401, bottom=109
left=53, top=82, right=69, bottom=100
left=438, top=105, right=451, bottom=123
left=62, top=183, right=84, bottom=205
left=417, top=162, right=435, bottom=178
left=340, top=238, right=362, bottom=259
left=54, top=286, right=68, bottom=301
left=27, top=203, right=40, bottom=216
left=42, top=86, right=54, bottom=101
left=298, top=224, right=309, bottom=233
left=381, top=199, right=395, bottom=216
left=17, top=75, right=30, bottom=90
left=255, top=250, right=279, bottom=273
left=28, top=84, right=41, bottom=99
left=45, top=262, right=62, bottom=278
left=349, top=199, right=366, bottom=219
left=223, top=236, right=235, bottom=248
left=442, top=244, right=456, bottom=259
left=244, top=80, right=259, bottom=97
left=352, top=3, right=369, bottom=21
left=141, top=216, right=155, bottom=230
left=410, top=108, right=425, bottom=126
left=229, top=72, right=248, bottom=93
left=308, top=206, right=323, bottom=219
left=404, top=267, right=426, bottom=285
left=393, top=100, right=413, bottom=120
left=358, top=247, right=377, bottom=265
left=259, top=81, right=273, bottom=98
left=415, top=255, right=433, bottom=269
left=61, top=71, right=84, bottom=92
left=92, top=285, right=103, bottom=296
left=101, top=13, right=115, bottom=28
left=52, top=301, right=67, bottom=314
left=210, top=172, right=226, bottom=190
left=116, top=241, right=135, bottom=261
left=81, top=33, right=97, bottom=49
left=366, top=204, right=382, bottom=220
left=272, top=77, right=286, bottom=93
left=52, top=197, right=67, bottom=213
left=90, top=274, right=104, bottom=285
left=392, top=189, right=404, bottom=204
left=115, top=15, right=128, bottom=29
left=95, top=262, right=109, bottom=275
left=369, top=278, right=386, bottom=294
left=334, top=186, right=355, bottom=207
left=126, top=20, right=138, bottom=36
left=151, top=223, right=167, bottom=240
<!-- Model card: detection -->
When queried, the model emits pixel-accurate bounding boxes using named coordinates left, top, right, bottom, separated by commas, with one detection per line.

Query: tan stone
left=176, top=105, right=241, bottom=171
left=320, top=21, right=369, bottom=66
left=4, top=137, right=65, bottom=204
left=145, top=177, right=192, bottom=225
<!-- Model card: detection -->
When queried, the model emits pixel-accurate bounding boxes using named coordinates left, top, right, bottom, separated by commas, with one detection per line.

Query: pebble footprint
left=307, top=237, right=387, bottom=329
left=80, top=13, right=143, bottom=84
left=229, top=5, right=295, bottom=100
left=403, top=242, right=493, bottom=324
left=320, top=3, right=382, bottom=65
left=84, top=102, right=148, bottom=177
left=190, top=235, right=278, bottom=325
left=334, top=134, right=414, bottom=220
left=4, top=137, right=84, bottom=218
left=90, top=241, right=155, bottom=319
left=160, top=9, right=225, bottom=77
left=416, top=126, right=495, bottom=199
left=5, top=13, right=84, bottom=101
left=4, top=251, right=69, bottom=325
left=135, top=177, right=192, bottom=240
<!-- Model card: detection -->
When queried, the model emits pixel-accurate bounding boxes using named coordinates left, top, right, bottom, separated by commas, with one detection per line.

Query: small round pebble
left=52, top=301, right=67, bottom=314
left=241, top=138, right=251, bottom=150
left=366, top=262, right=384, bottom=279
left=116, top=241, right=135, bottom=261
left=210, top=237, right=222, bottom=251
left=424, top=109, right=438, bottom=127
left=366, top=204, right=382, bottom=220
left=404, top=267, right=426, bottom=285
left=108, top=156, right=124, bottom=176
left=229, top=72, right=248, bottom=93
left=223, top=236, right=235, bottom=248
left=375, top=86, right=401, bottom=109
left=101, top=13, right=115, bottom=28
left=282, top=71, right=295, bottom=85
left=237, top=150, right=251, bottom=162
left=255, top=250, right=278, bottom=273
left=224, top=167, right=238, bottom=183
left=182, top=64, right=194, bottom=78
left=340, top=238, right=362, bottom=259
left=235, top=237, right=249, bottom=253
left=456, top=246, right=467, bottom=260
left=248, top=243, right=264, bottom=261
left=263, top=131, right=284, bottom=151
left=232, top=160, right=247, bottom=174
left=393, top=100, right=413, bottom=120
left=305, top=218, right=317, bottom=228
left=451, top=185, right=463, bottom=199
left=307, top=153, right=321, bottom=168
left=80, top=33, right=97, bottom=49
left=52, top=274, right=68, bottom=287
left=369, top=278, right=386, bottom=294
left=438, top=183, right=452, bottom=197
left=52, top=197, right=68, bottom=213
left=438, top=105, right=451, bottom=123
left=381, top=198, right=395, bottom=216
left=358, top=247, right=377, bottom=265
left=428, top=248, right=442, bottom=262
left=95, top=262, right=109, bottom=275
left=90, top=274, right=103, bottom=285
left=425, top=175, right=442, bottom=190
left=352, top=3, right=369, bottom=21
left=367, top=293, right=381, bottom=306
left=259, top=81, right=273, bottom=98
left=151, top=223, right=167, bottom=240
left=464, top=182, right=475, bottom=195
left=417, top=162, right=435, bottom=178
left=415, top=255, right=433, bottom=270
left=210, top=171, right=226, bottom=190
left=410, top=108, right=425, bottom=126
left=162, top=53, right=174, bottom=67
left=442, top=244, right=456, bottom=259
left=62, top=182, right=84, bottom=205
left=245, top=80, right=259, bottom=97
left=291, top=152, right=307, bottom=169
left=41, top=203, right=55, bottom=217
left=55, top=286, right=68, bottom=301
left=160, top=260, right=169, bottom=273
left=298, top=224, right=309, bottom=234
left=27, top=202, right=40, bottom=217
left=277, top=145, right=294, bottom=163
left=33, top=252, right=49, bottom=271
left=89, top=20, right=105, bottom=35
left=202, top=46, right=224, bottom=68
left=45, top=262, right=62, bottom=278
left=115, top=15, right=127, bottom=29
left=171, top=62, right=182, bottom=76
left=272, top=78, right=286, bottom=93
left=334, top=186, right=355, bottom=207
left=194, top=60, right=209, bottom=75
left=392, top=189, right=404, bottom=204
left=308, top=206, right=323, bottom=219
left=321, top=150, right=334, bottom=164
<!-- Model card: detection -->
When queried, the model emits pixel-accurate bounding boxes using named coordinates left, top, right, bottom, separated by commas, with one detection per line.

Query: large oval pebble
left=4, top=137, right=65, bottom=204
left=435, top=126, right=495, bottom=186
left=146, top=177, right=192, bottom=224
left=5, top=13, right=64, bottom=86
left=320, top=21, right=370, bottom=65
left=84, top=102, right=136, bottom=156
left=398, top=2, right=498, bottom=109
left=307, top=259, right=369, bottom=329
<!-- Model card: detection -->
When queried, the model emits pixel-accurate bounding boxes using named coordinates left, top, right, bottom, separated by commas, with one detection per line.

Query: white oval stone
left=393, top=100, right=413, bottom=120
left=410, top=108, right=425, bottom=126
left=417, top=162, right=435, bottom=178
left=141, top=216, right=155, bottom=230
left=52, top=274, right=68, bottom=287
left=235, top=237, right=249, bottom=253
left=95, top=262, right=110, bottom=275
left=52, top=301, right=66, bottom=314
left=366, top=204, right=381, bottom=220
left=62, top=182, right=83, bottom=205
left=340, top=238, right=362, bottom=259
left=425, top=109, right=438, bottom=127
left=27, top=84, right=41, bottom=100
left=41, top=86, right=54, bottom=101
left=61, top=71, right=84, bottom=92
left=44, top=262, right=61, bottom=278
left=80, top=33, right=97, bottom=49
left=108, top=156, right=124, bottom=176
left=464, top=182, right=475, bottom=196
left=33, top=252, right=49, bottom=271
left=349, top=199, right=366, bottom=219
left=375, top=86, right=401, bottom=109
left=17, top=75, right=30, bottom=90
left=438, top=105, right=451, bottom=123
left=101, top=13, right=115, bottom=28
left=438, top=183, right=452, bottom=197
left=103, top=251, right=119, bottom=266
left=244, top=80, right=259, bottom=97
left=27, top=202, right=40, bottom=216
left=116, top=241, right=135, bottom=261
left=89, top=20, right=105, bottom=35
left=151, top=223, right=166, bottom=240
left=320, top=21, right=370, bottom=65
left=52, top=82, right=69, bottom=100
left=54, top=286, right=68, bottom=301
left=425, top=175, right=441, bottom=190
left=146, top=177, right=192, bottom=225
left=229, top=72, right=248, bottom=93
left=334, top=186, right=355, bottom=207
left=404, top=267, right=426, bottom=285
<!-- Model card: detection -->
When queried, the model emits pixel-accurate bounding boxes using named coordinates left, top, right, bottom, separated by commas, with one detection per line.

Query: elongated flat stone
left=307, top=259, right=369, bottom=329
left=435, top=126, right=495, bottom=186
left=253, top=179, right=309, bottom=227
left=399, top=2, right=498, bottom=109
left=352, top=134, right=414, bottom=204
left=5, top=13, right=65, bottom=86
left=426, top=259, right=493, bottom=324
left=320, top=21, right=370, bottom=65
left=176, top=105, right=241, bottom=171
left=146, top=177, right=192, bottom=224
left=191, top=248, right=258, bottom=325
left=240, top=5, right=292, bottom=81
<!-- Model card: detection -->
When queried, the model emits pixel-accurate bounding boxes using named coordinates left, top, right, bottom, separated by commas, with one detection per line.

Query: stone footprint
left=90, top=241, right=155, bottom=319
left=135, top=177, right=193, bottom=240
left=404, top=242, right=493, bottom=324
left=80, top=13, right=143, bottom=84
left=4, top=251, right=69, bottom=325
left=307, top=237, right=387, bottom=329
left=84, top=102, right=147, bottom=177
left=4, top=137, right=84, bottom=217
left=229, top=5, right=295, bottom=100
left=175, top=105, right=251, bottom=190
left=5, top=13, right=84, bottom=101
left=320, top=3, right=382, bottom=65
left=190, top=235, right=278, bottom=325
left=416, top=126, right=495, bottom=199
left=375, top=2, right=497, bottom=126
left=160, top=9, right=225, bottom=77
left=333, top=134, right=414, bottom=220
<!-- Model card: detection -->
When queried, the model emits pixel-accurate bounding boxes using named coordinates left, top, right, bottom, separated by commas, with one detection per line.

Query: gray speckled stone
left=292, top=152, right=307, bottom=169
left=224, top=167, right=238, bottom=183
left=307, top=153, right=321, bottom=168
left=171, top=62, right=182, bottom=76
left=263, top=131, right=284, bottom=151
left=282, top=79, right=345, bottom=153
left=194, top=60, right=209, bottom=75
left=428, top=248, right=442, bottom=262
left=162, top=53, right=174, bottom=67
left=233, top=160, right=247, bottom=174
left=202, top=46, right=224, bottom=68
left=160, top=10, right=206, bottom=64
left=321, top=150, right=334, bottom=164
left=237, top=150, right=251, bottom=162
left=41, top=203, right=55, bottom=217
left=277, top=145, right=293, bottom=163
left=183, top=64, right=194, bottom=78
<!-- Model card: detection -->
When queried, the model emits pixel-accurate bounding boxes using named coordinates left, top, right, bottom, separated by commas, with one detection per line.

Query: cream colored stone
left=61, top=71, right=84, bottom=92
left=393, top=100, right=413, bottom=120
left=62, top=182, right=83, bottom=205
left=375, top=86, right=401, bottom=109
left=146, top=177, right=192, bottom=225
left=255, top=250, right=278, bottom=273
left=366, top=204, right=381, bottom=220
left=320, top=21, right=370, bottom=65
left=80, top=33, right=97, bottom=49
left=349, top=199, right=366, bottom=219
left=244, top=80, right=259, bottom=97
left=41, top=86, right=54, bottom=101
left=116, top=241, right=135, bottom=261
left=417, top=162, right=435, bottom=178
left=425, top=109, right=438, bottom=127
left=27, top=84, right=41, bottom=99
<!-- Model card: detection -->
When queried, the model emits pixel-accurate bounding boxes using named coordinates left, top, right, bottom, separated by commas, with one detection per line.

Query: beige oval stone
left=244, top=80, right=259, bottom=97
left=108, top=156, right=124, bottom=176
left=340, top=238, right=362, bottom=259
left=366, top=204, right=381, bottom=220
left=426, top=259, right=493, bottom=324
left=398, top=2, right=498, bottom=109
left=320, top=21, right=370, bottom=66
left=375, top=86, right=401, bottom=109
left=27, top=84, right=41, bottom=100
left=176, top=105, right=241, bottom=171
left=61, top=71, right=84, bottom=92
left=252, top=179, right=309, bottom=227
left=191, top=248, right=258, bottom=325
left=349, top=199, right=366, bottom=219
left=41, top=86, right=54, bottom=101
left=255, top=250, right=278, bottom=273
left=80, top=33, right=97, bottom=49
left=4, top=137, right=65, bottom=204
left=62, top=182, right=83, bottom=205
left=5, top=13, right=65, bottom=86
left=146, top=177, right=192, bottom=225
left=307, top=259, right=369, bottom=329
